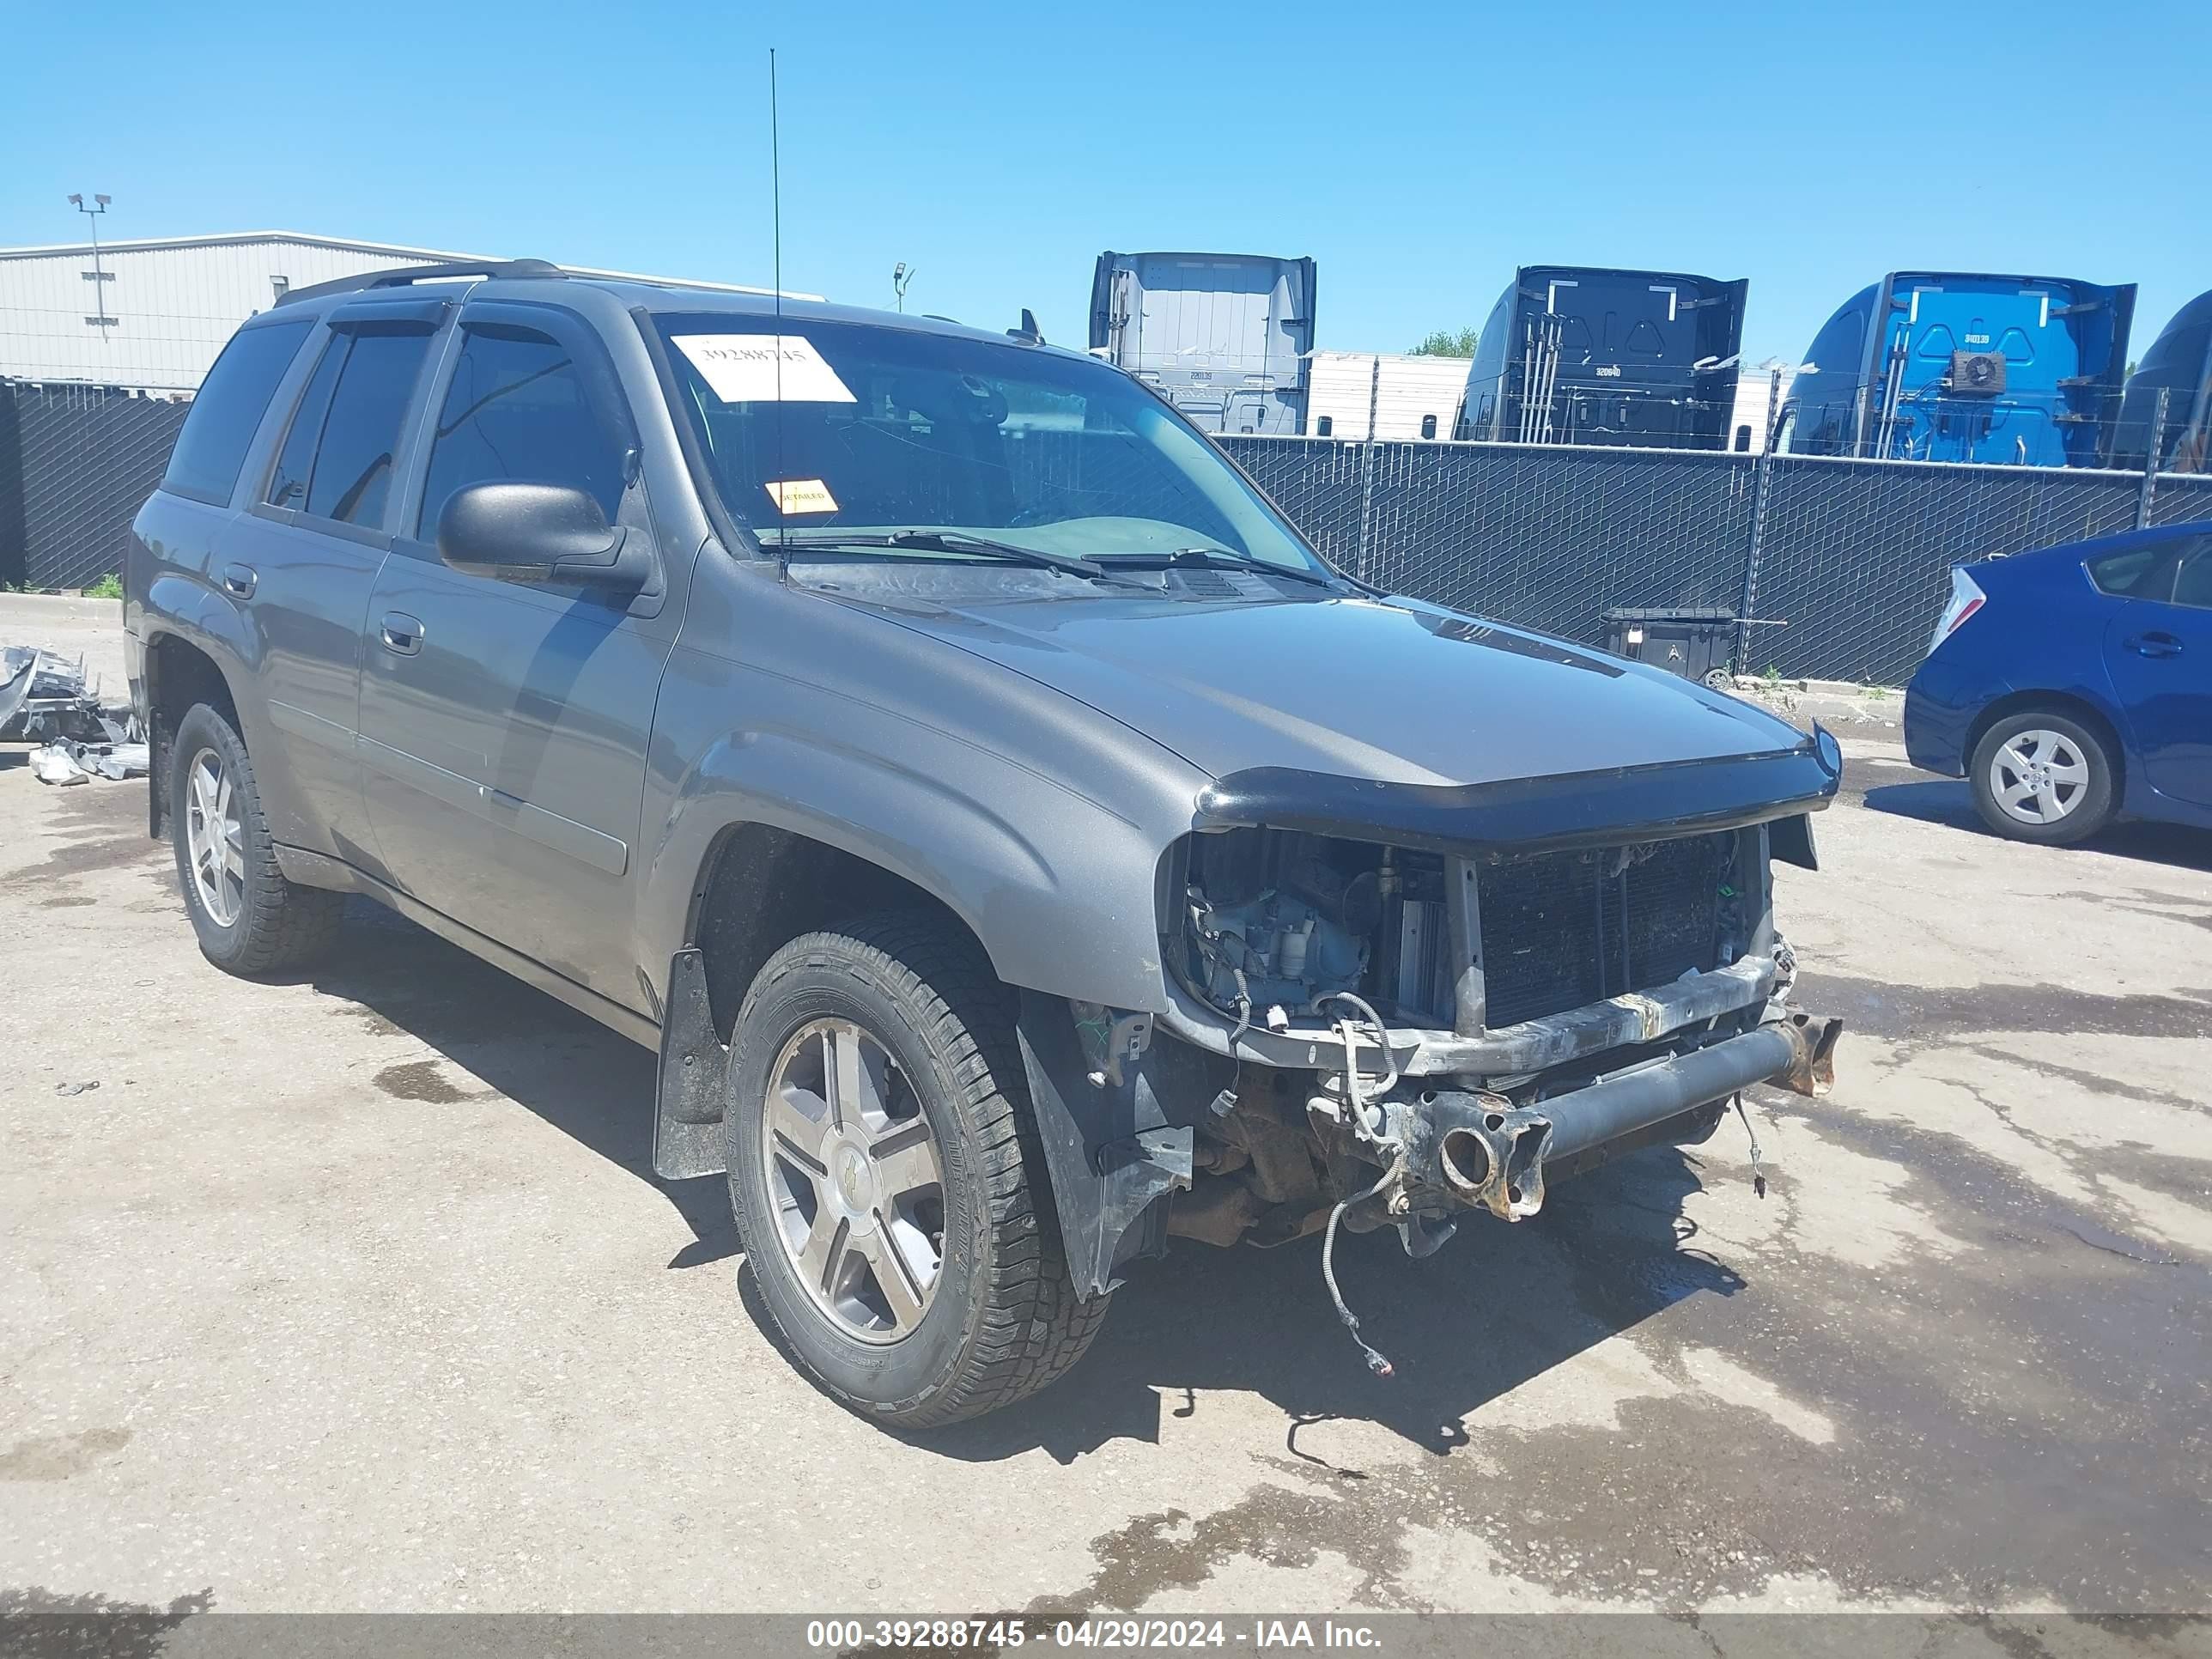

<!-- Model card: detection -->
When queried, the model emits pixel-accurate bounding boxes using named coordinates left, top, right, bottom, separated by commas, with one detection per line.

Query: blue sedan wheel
left=1970, top=712, right=2116, bottom=845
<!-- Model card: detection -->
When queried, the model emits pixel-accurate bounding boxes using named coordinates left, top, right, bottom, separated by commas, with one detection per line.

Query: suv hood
left=844, top=586, right=1808, bottom=787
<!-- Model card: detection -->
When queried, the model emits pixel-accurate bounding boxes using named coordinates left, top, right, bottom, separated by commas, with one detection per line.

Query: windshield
left=653, top=313, right=1326, bottom=574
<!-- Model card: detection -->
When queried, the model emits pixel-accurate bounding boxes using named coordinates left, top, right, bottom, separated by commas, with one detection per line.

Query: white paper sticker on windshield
left=672, top=333, right=856, bottom=404
left=765, top=478, right=838, bottom=514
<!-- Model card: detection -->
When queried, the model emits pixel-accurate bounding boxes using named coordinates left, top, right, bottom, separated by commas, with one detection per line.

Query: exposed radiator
left=1477, top=832, right=1732, bottom=1030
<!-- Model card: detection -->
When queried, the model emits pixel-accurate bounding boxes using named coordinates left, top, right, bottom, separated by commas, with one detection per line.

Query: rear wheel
left=726, top=915, right=1107, bottom=1427
left=1970, top=710, right=2117, bottom=845
left=168, top=702, right=344, bottom=973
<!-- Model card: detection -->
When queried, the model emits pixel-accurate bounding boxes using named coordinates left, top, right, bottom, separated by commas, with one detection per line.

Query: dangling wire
left=1310, top=988, right=1403, bottom=1381
left=1226, top=963, right=1254, bottom=1049
left=1733, top=1092, right=1767, bottom=1199
left=1315, top=990, right=1398, bottom=1106
left=1322, top=1157, right=1399, bottom=1379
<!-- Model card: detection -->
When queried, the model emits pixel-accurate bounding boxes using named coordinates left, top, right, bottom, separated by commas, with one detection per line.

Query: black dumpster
left=1601, top=607, right=1737, bottom=685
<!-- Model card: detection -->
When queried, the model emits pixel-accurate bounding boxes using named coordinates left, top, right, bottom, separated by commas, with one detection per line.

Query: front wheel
left=726, top=916, right=1108, bottom=1427
left=1969, top=710, right=2117, bottom=845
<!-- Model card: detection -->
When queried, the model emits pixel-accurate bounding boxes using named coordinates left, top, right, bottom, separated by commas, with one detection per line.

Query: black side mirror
left=436, top=482, right=641, bottom=586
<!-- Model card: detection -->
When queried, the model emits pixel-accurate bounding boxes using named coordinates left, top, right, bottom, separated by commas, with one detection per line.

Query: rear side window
left=416, top=328, right=628, bottom=538
left=2087, top=545, right=2173, bottom=600
left=161, top=320, right=313, bottom=505
left=264, top=326, right=435, bottom=527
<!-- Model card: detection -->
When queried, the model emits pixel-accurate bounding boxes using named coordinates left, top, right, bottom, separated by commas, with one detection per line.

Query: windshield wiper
left=776, top=529, right=1139, bottom=586
left=1095, top=546, right=1339, bottom=587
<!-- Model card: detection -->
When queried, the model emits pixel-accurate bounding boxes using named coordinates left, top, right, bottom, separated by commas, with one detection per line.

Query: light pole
left=891, top=261, right=915, bottom=313
left=69, top=192, right=114, bottom=338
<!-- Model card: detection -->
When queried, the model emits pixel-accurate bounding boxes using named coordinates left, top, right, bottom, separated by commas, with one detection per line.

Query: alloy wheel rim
left=762, top=1018, right=945, bottom=1344
left=185, top=747, right=246, bottom=927
left=1989, top=729, right=2089, bottom=825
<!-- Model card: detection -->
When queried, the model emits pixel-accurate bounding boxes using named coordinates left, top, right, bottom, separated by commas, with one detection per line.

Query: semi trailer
left=2110, top=288, right=2212, bottom=473
left=1454, top=266, right=1747, bottom=450
left=1088, top=251, right=1316, bottom=436
left=1305, top=350, right=1471, bottom=441
left=1784, top=272, right=2136, bottom=467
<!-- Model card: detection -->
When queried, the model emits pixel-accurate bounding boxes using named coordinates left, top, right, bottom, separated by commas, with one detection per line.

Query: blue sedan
left=1904, top=520, right=2212, bottom=843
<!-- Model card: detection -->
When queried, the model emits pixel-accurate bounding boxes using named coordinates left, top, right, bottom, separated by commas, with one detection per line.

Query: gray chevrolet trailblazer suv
left=128, top=259, right=1843, bottom=1426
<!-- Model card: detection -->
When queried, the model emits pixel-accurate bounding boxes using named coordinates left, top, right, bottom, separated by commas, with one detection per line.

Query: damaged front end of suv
left=1018, top=732, right=1844, bottom=1364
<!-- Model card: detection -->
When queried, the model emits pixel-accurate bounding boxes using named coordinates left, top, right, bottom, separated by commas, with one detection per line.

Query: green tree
left=1409, top=327, right=1480, bottom=358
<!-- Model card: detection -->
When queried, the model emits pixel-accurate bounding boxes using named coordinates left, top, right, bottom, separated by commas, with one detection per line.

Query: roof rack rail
left=276, top=258, right=564, bottom=307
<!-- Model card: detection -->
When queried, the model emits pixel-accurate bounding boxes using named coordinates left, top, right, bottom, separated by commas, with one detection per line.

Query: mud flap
left=1015, top=990, right=1195, bottom=1298
left=652, top=947, right=728, bottom=1181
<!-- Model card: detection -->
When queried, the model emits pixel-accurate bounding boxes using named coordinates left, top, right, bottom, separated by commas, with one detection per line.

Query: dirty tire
left=726, top=915, right=1108, bottom=1427
left=168, top=702, right=345, bottom=975
left=1969, top=708, right=2117, bottom=846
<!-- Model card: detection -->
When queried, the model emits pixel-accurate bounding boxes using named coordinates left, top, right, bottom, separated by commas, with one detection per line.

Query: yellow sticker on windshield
left=765, top=477, right=838, bottom=515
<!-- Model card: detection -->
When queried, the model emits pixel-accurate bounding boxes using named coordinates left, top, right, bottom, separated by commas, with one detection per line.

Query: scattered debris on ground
left=29, top=738, right=149, bottom=786
left=1720, top=673, right=1903, bottom=730
left=30, top=744, right=90, bottom=786
left=1, top=646, right=140, bottom=745
left=4, top=646, right=146, bottom=786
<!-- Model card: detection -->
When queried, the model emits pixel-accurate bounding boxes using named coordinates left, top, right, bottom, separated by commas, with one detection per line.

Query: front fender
left=634, top=644, right=1209, bottom=1014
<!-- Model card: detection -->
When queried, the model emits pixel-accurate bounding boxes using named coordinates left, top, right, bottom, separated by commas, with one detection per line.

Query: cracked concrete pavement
left=2, top=704, right=2207, bottom=1621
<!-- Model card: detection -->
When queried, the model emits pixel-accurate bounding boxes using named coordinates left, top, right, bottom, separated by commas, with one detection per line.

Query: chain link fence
left=1224, top=434, right=2211, bottom=686
left=1745, top=457, right=2140, bottom=683
left=2146, top=469, right=2212, bottom=528
left=1364, top=445, right=1756, bottom=640
left=0, top=381, right=187, bottom=591
left=1214, top=435, right=1373, bottom=568
left=3, top=377, right=2206, bottom=688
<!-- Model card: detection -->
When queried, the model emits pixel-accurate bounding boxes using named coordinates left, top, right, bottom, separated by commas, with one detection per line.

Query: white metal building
left=0, top=229, right=787, bottom=393
left=1304, top=351, right=1471, bottom=441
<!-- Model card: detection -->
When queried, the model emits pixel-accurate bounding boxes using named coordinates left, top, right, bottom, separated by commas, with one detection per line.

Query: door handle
left=222, top=564, right=257, bottom=599
left=2126, top=631, right=2184, bottom=659
left=379, top=611, right=425, bottom=656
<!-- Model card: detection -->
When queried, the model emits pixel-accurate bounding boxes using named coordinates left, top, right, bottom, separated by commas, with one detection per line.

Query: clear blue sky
left=6, top=0, right=2207, bottom=363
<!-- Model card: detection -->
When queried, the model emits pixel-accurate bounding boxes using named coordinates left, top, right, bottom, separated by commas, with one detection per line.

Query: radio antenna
left=769, top=46, right=787, bottom=562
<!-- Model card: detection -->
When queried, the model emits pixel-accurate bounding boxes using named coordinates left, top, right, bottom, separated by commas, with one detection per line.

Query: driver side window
left=415, top=326, right=628, bottom=549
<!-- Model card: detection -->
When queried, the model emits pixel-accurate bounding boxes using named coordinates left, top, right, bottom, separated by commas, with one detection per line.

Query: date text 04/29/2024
left=803, top=1619, right=1386, bottom=1650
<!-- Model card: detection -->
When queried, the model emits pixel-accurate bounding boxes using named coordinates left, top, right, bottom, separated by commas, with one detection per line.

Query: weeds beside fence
left=3, top=378, right=2204, bottom=686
